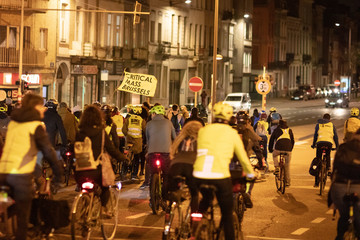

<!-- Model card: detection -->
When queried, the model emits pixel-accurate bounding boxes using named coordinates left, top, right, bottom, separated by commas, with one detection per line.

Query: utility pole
left=211, top=0, right=219, bottom=109
left=18, top=0, right=24, bottom=101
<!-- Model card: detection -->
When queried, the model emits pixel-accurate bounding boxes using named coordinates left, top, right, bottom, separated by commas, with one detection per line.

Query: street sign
left=334, top=79, right=341, bottom=86
left=256, top=79, right=271, bottom=95
left=188, top=77, right=203, bottom=92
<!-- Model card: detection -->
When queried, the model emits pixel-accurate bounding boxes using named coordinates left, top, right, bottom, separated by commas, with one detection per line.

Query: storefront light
left=4, top=73, right=12, bottom=84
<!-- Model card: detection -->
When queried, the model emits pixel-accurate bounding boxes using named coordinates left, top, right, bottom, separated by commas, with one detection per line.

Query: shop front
left=72, top=65, right=98, bottom=109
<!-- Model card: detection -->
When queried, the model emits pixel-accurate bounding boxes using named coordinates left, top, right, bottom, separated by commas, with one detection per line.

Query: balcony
left=286, top=53, right=295, bottom=63
left=268, top=61, right=288, bottom=70
left=113, top=47, right=122, bottom=59
left=132, top=48, right=148, bottom=60
left=0, top=0, right=29, bottom=9
left=303, top=54, right=312, bottom=64
left=0, top=48, right=45, bottom=67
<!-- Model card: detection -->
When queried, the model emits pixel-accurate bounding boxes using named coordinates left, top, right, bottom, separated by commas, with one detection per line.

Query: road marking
left=311, top=217, right=325, bottom=223
left=115, top=223, right=164, bottom=230
left=298, top=119, right=303, bottom=121
left=291, top=228, right=309, bottom=235
left=54, top=233, right=129, bottom=239
left=326, top=209, right=334, bottom=214
left=305, top=118, right=309, bottom=120
left=294, top=141, right=308, bottom=145
left=246, top=236, right=298, bottom=240
left=126, top=212, right=150, bottom=219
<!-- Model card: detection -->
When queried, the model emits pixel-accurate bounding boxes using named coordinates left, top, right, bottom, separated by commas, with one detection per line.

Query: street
left=53, top=98, right=360, bottom=240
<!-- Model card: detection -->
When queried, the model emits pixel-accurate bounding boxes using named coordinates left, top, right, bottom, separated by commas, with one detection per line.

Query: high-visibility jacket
left=0, top=121, right=43, bottom=174
left=105, top=124, right=113, bottom=140
left=317, top=122, right=335, bottom=145
left=193, top=123, right=254, bottom=179
left=112, top=114, right=124, bottom=137
left=344, top=117, right=360, bottom=134
left=277, top=128, right=291, bottom=140
left=127, top=115, right=143, bottom=138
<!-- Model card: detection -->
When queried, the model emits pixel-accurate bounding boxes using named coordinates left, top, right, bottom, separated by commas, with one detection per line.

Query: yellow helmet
left=213, top=102, right=233, bottom=121
left=150, top=105, right=165, bottom=115
left=132, top=106, right=142, bottom=115
left=350, top=107, right=359, bottom=116
left=270, top=107, right=277, bottom=112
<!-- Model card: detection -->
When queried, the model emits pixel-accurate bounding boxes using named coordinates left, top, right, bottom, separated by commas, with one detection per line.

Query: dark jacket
left=76, top=126, right=127, bottom=163
left=1, top=108, right=62, bottom=182
left=333, top=134, right=360, bottom=181
left=0, top=112, right=10, bottom=139
left=269, top=125, right=295, bottom=152
left=43, top=108, right=67, bottom=147
left=106, top=123, right=120, bottom=149
left=58, top=106, right=78, bottom=144
left=184, top=116, right=205, bottom=126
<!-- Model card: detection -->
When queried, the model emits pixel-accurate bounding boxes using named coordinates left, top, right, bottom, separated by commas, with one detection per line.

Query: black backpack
left=309, top=157, right=321, bottom=176
left=171, top=113, right=180, bottom=131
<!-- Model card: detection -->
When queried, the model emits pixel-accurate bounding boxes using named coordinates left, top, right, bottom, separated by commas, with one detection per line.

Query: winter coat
left=0, top=112, right=10, bottom=140
left=58, top=106, right=78, bottom=144
left=269, top=125, right=295, bottom=152
left=43, top=108, right=67, bottom=147
left=122, top=115, right=146, bottom=154
left=184, top=115, right=205, bottom=126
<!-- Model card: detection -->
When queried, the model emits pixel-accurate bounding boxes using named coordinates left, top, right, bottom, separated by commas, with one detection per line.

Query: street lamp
left=169, top=0, right=191, bottom=6
left=244, top=13, right=250, bottom=19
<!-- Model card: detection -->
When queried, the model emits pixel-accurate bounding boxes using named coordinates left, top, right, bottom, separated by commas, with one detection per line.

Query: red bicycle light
left=66, top=152, right=71, bottom=156
left=155, top=160, right=161, bottom=166
left=82, top=182, right=94, bottom=190
left=191, top=213, right=203, bottom=221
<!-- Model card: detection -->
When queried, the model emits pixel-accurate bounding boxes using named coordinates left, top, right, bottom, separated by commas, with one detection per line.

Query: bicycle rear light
left=66, top=152, right=71, bottom=156
left=82, top=182, right=94, bottom=190
left=115, top=181, right=122, bottom=190
left=191, top=213, right=203, bottom=221
left=155, top=160, right=161, bottom=167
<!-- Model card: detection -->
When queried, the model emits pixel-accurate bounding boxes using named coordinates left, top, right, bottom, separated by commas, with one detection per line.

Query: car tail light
left=191, top=213, right=203, bottom=222
left=155, top=160, right=161, bottom=167
left=82, top=182, right=94, bottom=190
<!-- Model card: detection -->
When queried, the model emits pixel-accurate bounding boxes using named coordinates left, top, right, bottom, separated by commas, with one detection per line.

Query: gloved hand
left=246, top=173, right=255, bottom=182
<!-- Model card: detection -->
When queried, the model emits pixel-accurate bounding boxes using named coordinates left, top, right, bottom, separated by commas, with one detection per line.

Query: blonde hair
left=170, top=121, right=203, bottom=159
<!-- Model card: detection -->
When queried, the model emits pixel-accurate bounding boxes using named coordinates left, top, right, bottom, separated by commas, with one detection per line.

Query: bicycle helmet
left=213, top=102, right=233, bottom=121
left=101, top=104, right=112, bottom=114
left=45, top=99, right=58, bottom=109
left=350, top=107, right=359, bottom=117
left=132, top=106, right=142, bottom=115
left=237, top=113, right=250, bottom=125
left=92, top=101, right=101, bottom=108
left=0, top=102, right=7, bottom=112
left=270, top=107, right=277, bottom=112
left=150, top=105, right=165, bottom=115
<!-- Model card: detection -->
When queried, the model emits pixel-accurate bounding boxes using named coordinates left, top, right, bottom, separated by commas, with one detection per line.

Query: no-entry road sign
left=188, top=77, right=203, bottom=92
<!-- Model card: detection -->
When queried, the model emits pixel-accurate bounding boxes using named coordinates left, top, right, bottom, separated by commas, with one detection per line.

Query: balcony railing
left=0, top=48, right=45, bottom=67
left=0, top=0, right=29, bottom=8
left=132, top=48, right=148, bottom=60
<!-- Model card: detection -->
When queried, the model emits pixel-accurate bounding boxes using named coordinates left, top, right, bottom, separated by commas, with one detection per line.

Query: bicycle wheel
left=319, top=163, right=326, bottom=196
left=275, top=169, right=281, bottom=191
left=162, top=202, right=181, bottom=240
left=194, top=218, right=213, bottom=240
left=218, top=211, right=242, bottom=240
left=101, top=188, right=119, bottom=240
left=280, top=166, right=286, bottom=194
left=150, top=173, right=161, bottom=215
left=343, top=223, right=357, bottom=240
left=234, top=193, right=246, bottom=224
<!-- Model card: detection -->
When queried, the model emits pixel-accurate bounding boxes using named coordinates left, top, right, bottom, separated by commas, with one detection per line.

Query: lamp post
left=18, top=0, right=24, bottom=101
left=211, top=0, right=219, bottom=109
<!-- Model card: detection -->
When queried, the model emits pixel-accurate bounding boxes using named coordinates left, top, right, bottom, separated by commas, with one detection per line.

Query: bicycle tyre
left=319, top=162, right=326, bottom=196
left=343, top=223, right=357, bottom=240
left=234, top=193, right=246, bottom=224
left=150, top=173, right=161, bottom=215
left=71, top=193, right=91, bottom=240
left=162, top=202, right=181, bottom=240
left=194, top=218, right=212, bottom=240
left=280, top=166, right=286, bottom=194
left=101, top=188, right=119, bottom=239
left=275, top=169, right=281, bottom=191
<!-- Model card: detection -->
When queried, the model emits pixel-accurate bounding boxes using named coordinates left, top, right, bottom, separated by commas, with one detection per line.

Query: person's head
left=260, top=111, right=267, bottom=120
left=323, top=113, right=331, bottom=120
left=253, top=108, right=259, bottom=117
left=150, top=105, right=165, bottom=116
left=72, top=105, right=82, bottom=114
left=22, top=93, right=47, bottom=118
left=112, top=106, right=119, bottom=115
left=143, top=101, right=150, bottom=109
left=270, top=107, right=277, bottom=113
left=101, top=104, right=113, bottom=125
left=213, top=101, right=233, bottom=123
left=191, top=107, right=199, bottom=117
left=59, top=102, right=68, bottom=108
left=92, top=101, right=101, bottom=109
left=237, top=113, right=250, bottom=125
left=180, top=105, right=187, bottom=112
left=45, top=99, right=58, bottom=110
left=172, top=104, right=179, bottom=112
left=79, top=105, right=104, bottom=129
left=279, top=119, right=288, bottom=128
left=350, top=107, right=359, bottom=117
left=229, top=116, right=237, bottom=126
left=132, top=106, right=142, bottom=115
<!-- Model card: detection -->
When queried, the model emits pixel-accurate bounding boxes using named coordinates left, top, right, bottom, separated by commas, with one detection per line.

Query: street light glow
left=335, top=23, right=340, bottom=27
left=244, top=13, right=250, bottom=18
left=185, top=0, right=191, bottom=4
left=216, top=54, right=223, bottom=60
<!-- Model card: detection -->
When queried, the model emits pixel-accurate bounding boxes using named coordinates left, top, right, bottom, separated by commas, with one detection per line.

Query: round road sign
left=256, top=79, right=271, bottom=95
left=334, top=80, right=340, bottom=86
left=188, top=77, right=203, bottom=92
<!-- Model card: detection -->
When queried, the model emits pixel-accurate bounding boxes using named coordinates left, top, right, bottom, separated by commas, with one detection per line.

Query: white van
left=223, top=93, right=251, bottom=113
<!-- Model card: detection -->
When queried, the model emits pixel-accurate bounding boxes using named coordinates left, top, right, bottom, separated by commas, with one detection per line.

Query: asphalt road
left=53, top=97, right=360, bottom=240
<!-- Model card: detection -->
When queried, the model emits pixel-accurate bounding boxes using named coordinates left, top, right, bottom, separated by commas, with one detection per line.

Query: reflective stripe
left=278, top=128, right=290, bottom=140
left=112, top=115, right=124, bottom=137
left=193, top=171, right=225, bottom=179
left=128, top=115, right=143, bottom=138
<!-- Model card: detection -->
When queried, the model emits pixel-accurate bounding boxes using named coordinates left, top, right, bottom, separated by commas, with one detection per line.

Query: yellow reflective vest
left=0, top=121, right=43, bottom=174
left=317, top=122, right=335, bottom=145
left=127, top=115, right=143, bottom=138
left=344, top=117, right=360, bottom=134
left=193, top=123, right=254, bottom=179
left=277, top=128, right=291, bottom=140
left=112, top=114, right=124, bottom=137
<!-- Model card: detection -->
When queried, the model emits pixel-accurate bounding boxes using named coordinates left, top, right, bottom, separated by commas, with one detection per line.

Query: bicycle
left=70, top=180, right=122, bottom=240
left=150, top=153, right=166, bottom=215
left=162, top=176, right=192, bottom=240
left=0, top=186, right=16, bottom=239
left=275, top=152, right=287, bottom=194
left=192, top=184, right=241, bottom=240
left=62, top=144, right=75, bottom=186
left=342, top=181, right=359, bottom=240
left=114, top=143, right=134, bottom=180
left=318, top=146, right=332, bottom=196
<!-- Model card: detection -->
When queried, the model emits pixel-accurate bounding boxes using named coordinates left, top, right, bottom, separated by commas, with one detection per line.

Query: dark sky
left=340, top=0, right=360, bottom=12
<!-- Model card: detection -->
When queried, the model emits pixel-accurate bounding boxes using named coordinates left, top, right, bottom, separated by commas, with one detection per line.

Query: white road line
left=294, top=141, right=308, bottom=145
left=311, top=217, right=325, bottom=223
left=126, top=212, right=150, bottom=219
left=54, top=233, right=129, bottom=240
left=305, top=118, right=309, bottom=120
left=116, top=223, right=164, bottom=230
left=246, top=236, right=298, bottom=240
left=298, top=119, right=303, bottom=121
left=326, top=209, right=334, bottom=214
left=291, top=228, right=309, bottom=235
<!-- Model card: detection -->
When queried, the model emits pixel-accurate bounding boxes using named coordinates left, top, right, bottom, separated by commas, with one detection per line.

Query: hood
left=79, top=125, right=102, bottom=137
left=11, top=107, right=42, bottom=122
left=0, top=111, right=8, bottom=119
left=317, top=119, right=330, bottom=124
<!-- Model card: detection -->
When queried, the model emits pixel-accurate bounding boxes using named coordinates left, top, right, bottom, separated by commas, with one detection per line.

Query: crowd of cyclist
left=0, top=92, right=360, bottom=239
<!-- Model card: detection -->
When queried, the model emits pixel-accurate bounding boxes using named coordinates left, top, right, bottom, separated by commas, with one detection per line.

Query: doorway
left=169, top=70, right=181, bottom=104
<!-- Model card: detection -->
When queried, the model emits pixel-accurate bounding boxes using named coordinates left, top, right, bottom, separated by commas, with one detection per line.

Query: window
left=203, top=26, right=207, bottom=48
left=139, top=19, right=145, bottom=48
left=115, top=15, right=121, bottom=46
left=194, top=24, right=197, bottom=49
left=177, top=16, right=181, bottom=46
left=150, top=20, right=155, bottom=42
left=158, top=23, right=162, bottom=43
left=199, top=25, right=202, bottom=48
left=188, top=24, right=192, bottom=48
left=244, top=22, right=251, bottom=40
left=86, top=12, right=92, bottom=42
left=107, top=14, right=112, bottom=46
left=40, top=28, right=48, bottom=50
left=9, top=27, right=17, bottom=48
left=0, top=26, right=6, bottom=47
left=182, top=17, right=186, bottom=47
left=75, top=7, right=81, bottom=41
left=60, top=3, right=67, bottom=42
left=23, top=26, right=30, bottom=49
left=124, top=16, right=130, bottom=47
left=171, top=14, right=175, bottom=44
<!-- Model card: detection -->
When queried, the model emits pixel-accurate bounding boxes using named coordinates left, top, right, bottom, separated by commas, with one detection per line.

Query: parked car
left=291, top=90, right=306, bottom=100
left=298, top=85, right=316, bottom=100
left=325, top=93, right=349, bottom=108
left=223, top=92, right=251, bottom=113
left=315, top=88, right=324, bottom=98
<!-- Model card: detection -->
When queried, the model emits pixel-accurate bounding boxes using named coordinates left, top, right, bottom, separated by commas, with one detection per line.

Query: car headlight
left=325, top=99, right=329, bottom=103
left=300, top=95, right=303, bottom=98
left=337, top=99, right=343, bottom=103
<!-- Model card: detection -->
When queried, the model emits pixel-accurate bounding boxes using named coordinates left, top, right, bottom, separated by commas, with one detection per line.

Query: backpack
left=74, top=137, right=99, bottom=171
left=256, top=121, right=268, bottom=136
left=309, top=157, right=321, bottom=176
left=271, top=112, right=281, bottom=124
left=171, top=113, right=180, bottom=131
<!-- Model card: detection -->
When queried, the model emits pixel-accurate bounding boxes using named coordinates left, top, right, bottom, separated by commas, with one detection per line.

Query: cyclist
left=0, top=93, right=63, bottom=240
left=43, top=99, right=67, bottom=148
left=111, top=106, right=125, bottom=151
left=330, top=129, right=360, bottom=240
left=267, top=107, right=282, bottom=134
left=311, top=113, right=339, bottom=187
left=101, top=105, right=120, bottom=149
left=167, top=104, right=185, bottom=135
left=184, top=107, right=205, bottom=126
left=168, top=121, right=203, bottom=213
left=269, top=119, right=295, bottom=186
left=343, top=107, right=360, bottom=142
left=254, top=111, right=269, bottom=171
left=123, top=106, right=146, bottom=180
left=250, top=108, right=260, bottom=127
left=144, top=105, right=176, bottom=204
left=58, top=102, right=78, bottom=144
left=193, top=102, right=254, bottom=240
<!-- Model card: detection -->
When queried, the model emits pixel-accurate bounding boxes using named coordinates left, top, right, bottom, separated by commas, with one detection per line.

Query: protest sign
left=118, top=71, right=157, bottom=97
